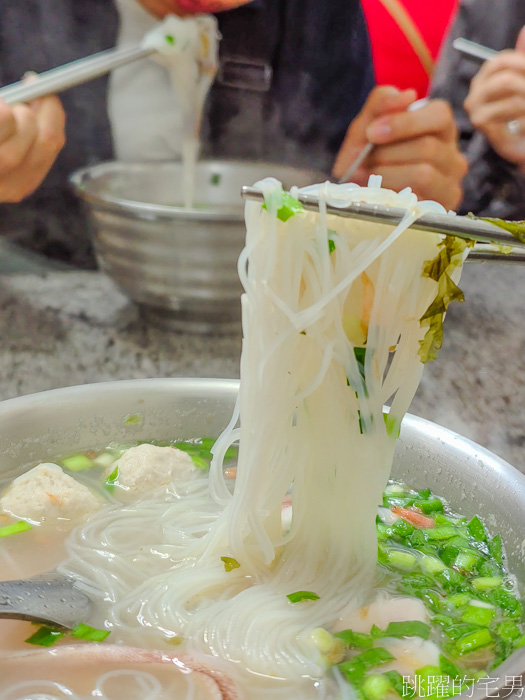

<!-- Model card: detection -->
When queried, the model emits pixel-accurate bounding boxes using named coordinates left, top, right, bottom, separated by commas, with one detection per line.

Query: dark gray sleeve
left=431, top=0, right=525, bottom=220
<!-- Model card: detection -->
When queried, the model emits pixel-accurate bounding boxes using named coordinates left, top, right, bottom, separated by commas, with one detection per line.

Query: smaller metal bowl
left=70, top=160, right=323, bottom=334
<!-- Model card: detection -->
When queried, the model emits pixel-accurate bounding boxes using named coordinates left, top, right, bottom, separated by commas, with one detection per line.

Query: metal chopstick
left=241, top=186, right=525, bottom=250
left=0, top=45, right=155, bottom=106
left=452, top=38, right=498, bottom=64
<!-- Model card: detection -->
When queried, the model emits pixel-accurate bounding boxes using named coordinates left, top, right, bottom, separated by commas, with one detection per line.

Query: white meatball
left=107, top=444, right=196, bottom=499
left=0, top=463, right=101, bottom=524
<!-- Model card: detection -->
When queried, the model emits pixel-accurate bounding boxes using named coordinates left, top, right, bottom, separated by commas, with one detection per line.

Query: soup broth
left=0, top=439, right=522, bottom=699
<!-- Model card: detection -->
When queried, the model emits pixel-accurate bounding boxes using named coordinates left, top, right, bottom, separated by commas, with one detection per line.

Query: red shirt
left=361, top=0, right=459, bottom=98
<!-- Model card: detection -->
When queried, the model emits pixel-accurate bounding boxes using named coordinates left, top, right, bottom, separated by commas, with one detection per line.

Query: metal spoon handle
left=0, top=574, right=91, bottom=629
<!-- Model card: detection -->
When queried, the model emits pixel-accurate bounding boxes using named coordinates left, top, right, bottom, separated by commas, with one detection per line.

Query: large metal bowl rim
left=0, top=377, right=524, bottom=700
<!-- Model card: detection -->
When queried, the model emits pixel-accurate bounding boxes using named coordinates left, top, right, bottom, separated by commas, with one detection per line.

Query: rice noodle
left=4, top=177, right=468, bottom=698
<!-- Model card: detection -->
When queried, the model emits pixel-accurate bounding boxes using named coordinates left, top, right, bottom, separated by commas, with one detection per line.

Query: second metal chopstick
left=241, top=186, right=525, bottom=250
left=452, top=38, right=498, bottom=64
left=0, top=45, right=155, bottom=106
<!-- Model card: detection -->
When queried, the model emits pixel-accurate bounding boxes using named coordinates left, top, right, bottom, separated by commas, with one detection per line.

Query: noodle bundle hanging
left=0, top=178, right=477, bottom=700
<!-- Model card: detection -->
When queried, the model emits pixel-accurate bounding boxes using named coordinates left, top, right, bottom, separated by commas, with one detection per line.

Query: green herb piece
left=328, top=239, right=336, bottom=254
left=487, top=588, right=522, bottom=619
left=334, top=629, right=374, bottom=650
left=467, top=516, right=487, bottom=542
left=165, top=34, right=175, bottom=45
left=496, top=621, right=521, bottom=642
left=414, top=665, right=455, bottom=699
left=445, top=592, right=471, bottom=610
left=456, top=628, right=493, bottom=654
left=71, top=623, right=110, bottom=642
left=362, top=673, right=392, bottom=700
left=418, top=238, right=471, bottom=363
left=104, top=466, right=119, bottom=493
left=471, top=576, right=503, bottom=591
left=62, top=454, right=94, bottom=471
left=471, top=215, right=525, bottom=244
left=422, top=526, right=457, bottom=541
left=412, top=498, right=444, bottom=514
left=384, top=670, right=412, bottom=698
left=25, top=625, right=65, bottom=647
left=0, top=520, right=32, bottom=538
left=488, top=535, right=503, bottom=566
left=435, top=568, right=466, bottom=592
left=421, top=555, right=447, bottom=574
left=390, top=518, right=415, bottom=538
left=386, top=549, right=417, bottom=570
left=338, top=647, right=395, bottom=684
left=221, top=556, right=240, bottom=572
left=439, top=654, right=462, bottom=680
left=262, top=192, right=304, bottom=222
left=286, top=590, right=320, bottom=603
left=513, top=633, right=525, bottom=649
left=383, top=620, right=430, bottom=640
left=124, top=413, right=142, bottom=426
left=210, top=173, right=221, bottom=186
left=370, top=624, right=384, bottom=639
left=441, top=623, right=482, bottom=641
left=461, top=604, right=496, bottom=626
left=383, top=412, right=400, bottom=439
left=454, top=550, right=481, bottom=572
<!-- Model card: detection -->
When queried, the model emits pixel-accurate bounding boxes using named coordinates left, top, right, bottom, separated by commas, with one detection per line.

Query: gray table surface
left=0, top=263, right=523, bottom=472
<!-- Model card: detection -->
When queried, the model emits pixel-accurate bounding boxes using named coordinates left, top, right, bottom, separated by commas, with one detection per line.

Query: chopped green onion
left=334, top=629, right=374, bottom=650
left=123, top=413, right=142, bottom=426
left=25, top=625, right=65, bottom=647
left=362, top=673, right=392, bottom=700
left=496, top=621, right=521, bottom=642
left=439, top=654, right=462, bottom=680
left=62, top=454, right=94, bottom=471
left=467, top=516, right=487, bottom=542
left=71, top=623, right=110, bottom=642
left=383, top=620, right=431, bottom=640
left=165, top=34, right=175, bottom=45
left=0, top=520, right=32, bottom=538
left=488, top=535, right=503, bottom=566
left=338, top=647, right=395, bottom=684
left=262, top=192, right=304, bottom=222
left=456, top=628, right=493, bottom=654
left=104, top=466, right=119, bottom=493
left=413, top=498, right=444, bottom=514
left=386, top=549, right=417, bottom=570
left=286, top=590, right=320, bottom=603
left=422, top=526, right=457, bottom=541
left=221, top=556, right=240, bottom=572
left=472, top=576, right=503, bottom=591
left=210, top=173, right=221, bottom=186
left=421, top=555, right=447, bottom=574
left=384, top=670, right=412, bottom=698
left=461, top=604, right=496, bottom=626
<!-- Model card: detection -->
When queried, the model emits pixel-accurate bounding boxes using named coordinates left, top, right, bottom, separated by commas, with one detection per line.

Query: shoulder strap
left=375, top=0, right=435, bottom=77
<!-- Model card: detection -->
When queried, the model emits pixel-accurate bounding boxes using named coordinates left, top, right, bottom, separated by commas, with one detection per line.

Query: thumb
left=516, top=25, right=525, bottom=53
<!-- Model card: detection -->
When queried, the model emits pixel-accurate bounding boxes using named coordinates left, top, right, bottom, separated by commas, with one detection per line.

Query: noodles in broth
left=0, top=179, right=477, bottom=698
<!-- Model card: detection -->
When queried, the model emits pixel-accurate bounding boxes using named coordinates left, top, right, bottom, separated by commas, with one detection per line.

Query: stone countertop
left=0, top=264, right=523, bottom=472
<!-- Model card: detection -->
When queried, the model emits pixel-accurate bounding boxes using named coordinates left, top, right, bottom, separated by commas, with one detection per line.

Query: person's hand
left=0, top=95, right=66, bottom=203
left=464, top=25, right=525, bottom=170
left=137, top=0, right=250, bottom=17
left=333, top=85, right=468, bottom=211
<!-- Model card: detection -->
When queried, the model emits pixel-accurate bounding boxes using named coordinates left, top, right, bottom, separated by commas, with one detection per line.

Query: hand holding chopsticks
left=332, top=86, right=467, bottom=211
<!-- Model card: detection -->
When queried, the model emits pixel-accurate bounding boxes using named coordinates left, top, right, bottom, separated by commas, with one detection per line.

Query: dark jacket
left=0, top=0, right=374, bottom=267
left=431, top=0, right=525, bottom=219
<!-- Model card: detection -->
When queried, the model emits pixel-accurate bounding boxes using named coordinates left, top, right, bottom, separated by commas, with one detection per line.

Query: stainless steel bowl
left=0, top=377, right=523, bottom=698
left=70, top=160, right=324, bottom=334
